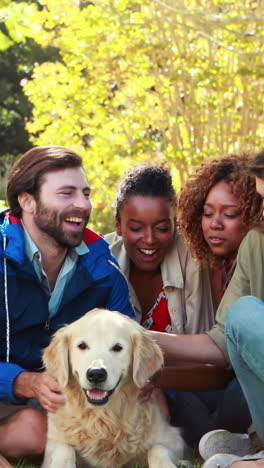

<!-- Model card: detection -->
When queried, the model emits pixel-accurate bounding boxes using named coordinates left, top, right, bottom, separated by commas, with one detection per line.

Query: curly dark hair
left=251, top=148, right=264, bottom=179
left=115, top=165, right=176, bottom=222
left=178, top=153, right=263, bottom=266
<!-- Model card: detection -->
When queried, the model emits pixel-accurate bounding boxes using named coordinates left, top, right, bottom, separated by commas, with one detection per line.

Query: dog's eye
left=78, top=341, right=88, bottom=350
left=112, top=343, right=123, bottom=352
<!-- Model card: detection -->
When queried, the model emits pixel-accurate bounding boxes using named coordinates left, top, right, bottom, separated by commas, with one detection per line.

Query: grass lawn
left=14, top=458, right=203, bottom=467
left=15, top=462, right=43, bottom=468
left=15, top=465, right=202, bottom=468
left=14, top=460, right=151, bottom=467
left=15, top=464, right=148, bottom=468
left=14, top=465, right=146, bottom=468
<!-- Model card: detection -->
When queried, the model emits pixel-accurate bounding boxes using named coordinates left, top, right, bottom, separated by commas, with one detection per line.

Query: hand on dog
left=14, top=371, right=66, bottom=412
left=31, top=371, right=66, bottom=412
left=152, top=388, right=171, bottom=422
left=139, top=378, right=155, bottom=402
left=139, top=384, right=170, bottom=422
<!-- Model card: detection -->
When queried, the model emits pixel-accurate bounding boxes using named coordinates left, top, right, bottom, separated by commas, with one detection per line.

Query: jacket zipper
left=44, top=319, right=50, bottom=331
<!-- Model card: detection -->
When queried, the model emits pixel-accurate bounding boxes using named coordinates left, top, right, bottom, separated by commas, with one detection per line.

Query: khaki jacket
left=105, top=231, right=216, bottom=334
left=208, top=228, right=264, bottom=359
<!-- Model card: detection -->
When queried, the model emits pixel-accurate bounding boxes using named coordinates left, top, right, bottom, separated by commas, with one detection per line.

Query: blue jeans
left=167, top=377, right=251, bottom=448
left=225, top=296, right=264, bottom=443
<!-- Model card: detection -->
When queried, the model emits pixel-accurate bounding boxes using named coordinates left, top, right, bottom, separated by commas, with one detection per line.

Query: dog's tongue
left=87, top=389, right=107, bottom=401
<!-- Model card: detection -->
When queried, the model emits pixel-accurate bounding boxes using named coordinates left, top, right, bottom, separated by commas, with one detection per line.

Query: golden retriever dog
left=41, top=308, right=186, bottom=468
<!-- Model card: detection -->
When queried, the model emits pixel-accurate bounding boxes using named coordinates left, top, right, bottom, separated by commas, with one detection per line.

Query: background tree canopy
left=1, top=0, right=264, bottom=232
left=0, top=0, right=58, bottom=198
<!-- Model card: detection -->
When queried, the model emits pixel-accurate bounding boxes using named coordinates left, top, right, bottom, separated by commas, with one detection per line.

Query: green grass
left=14, top=464, right=148, bottom=468
left=14, top=464, right=149, bottom=468
left=15, top=463, right=203, bottom=468
left=15, top=463, right=39, bottom=468
left=14, top=459, right=203, bottom=467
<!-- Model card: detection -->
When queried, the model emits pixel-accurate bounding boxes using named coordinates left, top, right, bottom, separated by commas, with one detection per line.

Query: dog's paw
left=147, top=444, right=179, bottom=468
left=150, top=461, right=176, bottom=468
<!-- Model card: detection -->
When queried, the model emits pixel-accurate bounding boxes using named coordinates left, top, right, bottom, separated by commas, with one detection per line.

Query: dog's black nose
left=87, top=367, right=107, bottom=384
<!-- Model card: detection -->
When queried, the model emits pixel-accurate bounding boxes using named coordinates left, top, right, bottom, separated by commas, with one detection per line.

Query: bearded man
left=0, top=145, right=134, bottom=463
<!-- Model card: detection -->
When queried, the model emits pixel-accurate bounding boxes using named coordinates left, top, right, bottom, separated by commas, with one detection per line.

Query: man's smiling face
left=32, top=166, right=91, bottom=248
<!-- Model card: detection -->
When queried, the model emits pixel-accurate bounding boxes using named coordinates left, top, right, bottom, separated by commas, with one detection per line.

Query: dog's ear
left=42, top=328, right=70, bottom=388
left=132, top=329, right=164, bottom=388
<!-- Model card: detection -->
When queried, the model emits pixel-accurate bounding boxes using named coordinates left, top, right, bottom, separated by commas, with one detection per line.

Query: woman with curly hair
left=163, top=153, right=263, bottom=448
left=178, top=153, right=262, bottom=308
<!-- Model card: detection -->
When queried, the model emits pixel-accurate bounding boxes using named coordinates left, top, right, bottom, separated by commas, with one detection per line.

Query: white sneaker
left=202, top=453, right=242, bottom=468
left=202, top=451, right=264, bottom=468
left=199, top=430, right=253, bottom=460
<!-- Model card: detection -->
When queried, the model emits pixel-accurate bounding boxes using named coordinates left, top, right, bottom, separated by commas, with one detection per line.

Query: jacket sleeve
left=0, top=362, right=26, bottom=403
left=106, top=258, right=135, bottom=319
left=208, top=230, right=253, bottom=360
left=183, top=252, right=216, bottom=334
left=0, top=218, right=28, bottom=403
left=170, top=234, right=215, bottom=334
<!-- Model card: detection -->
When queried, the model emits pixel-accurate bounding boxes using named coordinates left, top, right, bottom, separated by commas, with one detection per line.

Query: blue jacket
left=0, top=211, right=135, bottom=403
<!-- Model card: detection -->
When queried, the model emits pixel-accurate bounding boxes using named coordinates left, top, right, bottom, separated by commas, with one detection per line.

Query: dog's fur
left=41, top=309, right=186, bottom=468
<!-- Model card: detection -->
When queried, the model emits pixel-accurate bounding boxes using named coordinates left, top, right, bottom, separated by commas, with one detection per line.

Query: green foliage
left=0, top=0, right=59, bottom=159
left=12, top=0, right=264, bottom=232
left=0, top=199, right=7, bottom=210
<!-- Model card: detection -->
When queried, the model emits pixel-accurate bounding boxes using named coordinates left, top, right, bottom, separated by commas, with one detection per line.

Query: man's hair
left=251, top=149, right=264, bottom=179
left=7, top=145, right=83, bottom=217
left=115, top=165, right=176, bottom=222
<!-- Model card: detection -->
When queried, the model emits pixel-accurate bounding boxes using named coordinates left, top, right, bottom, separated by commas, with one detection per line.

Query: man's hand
left=139, top=382, right=170, bottom=422
left=152, top=388, right=171, bottom=422
left=138, top=378, right=155, bottom=402
left=14, top=371, right=66, bottom=413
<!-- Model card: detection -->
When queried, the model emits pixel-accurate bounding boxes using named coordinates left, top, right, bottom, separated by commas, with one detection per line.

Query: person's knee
left=0, top=455, right=13, bottom=468
left=225, top=296, right=264, bottom=338
left=0, top=408, right=47, bottom=457
left=16, top=408, right=47, bottom=454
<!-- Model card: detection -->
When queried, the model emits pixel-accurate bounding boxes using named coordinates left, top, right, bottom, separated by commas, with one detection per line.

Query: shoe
left=202, top=453, right=242, bottom=468
left=199, top=430, right=253, bottom=460
left=202, top=451, right=264, bottom=468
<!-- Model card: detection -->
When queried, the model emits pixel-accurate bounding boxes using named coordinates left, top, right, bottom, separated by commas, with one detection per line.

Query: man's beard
left=34, top=200, right=90, bottom=248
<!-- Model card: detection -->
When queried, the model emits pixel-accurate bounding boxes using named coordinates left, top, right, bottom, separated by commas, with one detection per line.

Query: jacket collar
left=0, top=211, right=105, bottom=271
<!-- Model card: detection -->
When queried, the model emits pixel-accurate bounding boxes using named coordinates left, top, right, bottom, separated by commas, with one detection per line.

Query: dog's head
left=43, top=309, right=164, bottom=407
